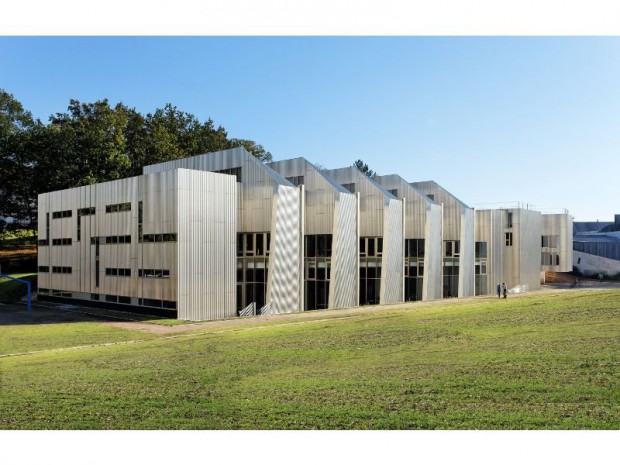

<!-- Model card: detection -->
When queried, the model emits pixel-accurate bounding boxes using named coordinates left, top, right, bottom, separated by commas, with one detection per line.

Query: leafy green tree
left=228, top=138, right=272, bottom=162
left=0, top=90, right=40, bottom=227
left=353, top=159, right=376, bottom=178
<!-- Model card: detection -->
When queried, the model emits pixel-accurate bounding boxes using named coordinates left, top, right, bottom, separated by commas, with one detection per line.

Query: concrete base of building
left=37, top=295, right=177, bottom=319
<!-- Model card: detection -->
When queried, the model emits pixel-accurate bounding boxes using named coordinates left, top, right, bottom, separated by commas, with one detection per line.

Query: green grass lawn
left=0, top=290, right=618, bottom=429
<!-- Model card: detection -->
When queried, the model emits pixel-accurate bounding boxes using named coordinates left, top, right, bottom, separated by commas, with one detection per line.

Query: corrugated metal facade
left=144, top=147, right=302, bottom=314
left=268, top=158, right=358, bottom=310
left=374, top=174, right=442, bottom=300
left=410, top=181, right=475, bottom=297
left=326, top=167, right=404, bottom=305
left=37, top=169, right=236, bottom=321
left=542, top=213, right=574, bottom=273
left=36, top=148, right=576, bottom=321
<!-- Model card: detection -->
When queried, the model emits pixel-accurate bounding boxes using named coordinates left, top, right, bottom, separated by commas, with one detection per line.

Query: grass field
left=0, top=290, right=618, bottom=429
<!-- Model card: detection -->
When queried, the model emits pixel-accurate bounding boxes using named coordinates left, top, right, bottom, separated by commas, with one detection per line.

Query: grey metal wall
left=542, top=213, right=574, bottom=273
left=268, top=184, right=302, bottom=313
left=574, top=241, right=620, bottom=261
left=331, top=191, right=358, bottom=308
left=459, top=207, right=475, bottom=297
left=326, top=167, right=404, bottom=304
left=381, top=197, right=404, bottom=303
left=37, top=169, right=237, bottom=321
left=375, top=174, right=442, bottom=300
left=503, top=208, right=542, bottom=291
left=144, top=147, right=302, bottom=314
left=410, top=181, right=475, bottom=297
left=176, top=169, right=237, bottom=321
left=268, top=158, right=358, bottom=310
left=475, top=209, right=505, bottom=295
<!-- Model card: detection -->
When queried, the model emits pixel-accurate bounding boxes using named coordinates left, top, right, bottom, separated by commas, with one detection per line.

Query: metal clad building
left=542, top=213, right=574, bottom=274
left=268, top=158, right=358, bottom=310
left=326, top=167, right=404, bottom=305
left=375, top=174, right=442, bottom=301
left=410, top=181, right=475, bottom=298
left=143, top=147, right=302, bottom=314
left=37, top=169, right=236, bottom=320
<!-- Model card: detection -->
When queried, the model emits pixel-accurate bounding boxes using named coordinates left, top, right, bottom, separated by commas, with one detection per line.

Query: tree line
left=0, top=89, right=271, bottom=231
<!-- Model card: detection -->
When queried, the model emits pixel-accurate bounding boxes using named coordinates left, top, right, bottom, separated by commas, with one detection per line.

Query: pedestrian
left=502, top=282, right=507, bottom=299
left=497, top=283, right=501, bottom=298
left=598, top=272, right=603, bottom=283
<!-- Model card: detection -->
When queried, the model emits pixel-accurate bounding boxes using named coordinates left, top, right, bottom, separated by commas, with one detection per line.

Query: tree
left=0, top=90, right=40, bottom=227
left=353, top=159, right=376, bottom=178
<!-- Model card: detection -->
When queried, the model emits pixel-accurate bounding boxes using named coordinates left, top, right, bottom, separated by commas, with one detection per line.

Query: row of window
left=141, top=233, right=177, bottom=243
left=52, top=210, right=72, bottom=219
left=52, top=238, right=72, bottom=246
left=305, top=235, right=332, bottom=258
left=541, top=253, right=560, bottom=266
left=106, top=202, right=132, bottom=213
left=237, top=233, right=271, bottom=257
left=405, top=239, right=424, bottom=258
left=138, top=269, right=171, bottom=278
left=541, top=235, right=559, bottom=248
left=106, top=268, right=131, bottom=277
left=360, top=237, right=383, bottom=257
left=38, top=266, right=73, bottom=274
left=91, top=235, right=132, bottom=245
left=78, top=207, right=96, bottom=216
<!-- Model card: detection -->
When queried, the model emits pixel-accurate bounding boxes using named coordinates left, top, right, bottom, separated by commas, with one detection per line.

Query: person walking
left=497, top=283, right=501, bottom=298
left=502, top=282, right=507, bottom=299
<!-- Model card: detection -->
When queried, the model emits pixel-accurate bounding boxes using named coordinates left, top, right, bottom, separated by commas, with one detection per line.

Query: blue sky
left=1, top=36, right=619, bottom=221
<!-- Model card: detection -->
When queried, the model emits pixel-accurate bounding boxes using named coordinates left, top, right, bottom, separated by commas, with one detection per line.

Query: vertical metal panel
left=459, top=207, right=475, bottom=297
left=381, top=197, right=404, bottom=303
left=501, top=209, right=542, bottom=291
left=176, top=169, right=236, bottom=321
left=326, top=167, right=404, bottom=305
left=375, top=174, right=443, bottom=301
left=475, top=209, right=504, bottom=295
left=424, top=203, right=443, bottom=300
left=330, top=191, right=358, bottom=308
left=268, top=184, right=301, bottom=313
left=269, top=158, right=358, bottom=310
left=542, top=213, right=573, bottom=273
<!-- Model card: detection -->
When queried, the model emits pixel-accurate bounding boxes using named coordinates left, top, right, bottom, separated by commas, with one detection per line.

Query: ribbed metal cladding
left=330, top=191, right=358, bottom=308
left=410, top=181, right=475, bottom=297
left=145, top=147, right=302, bottom=314
left=381, top=197, right=404, bottom=303
left=375, top=174, right=443, bottom=301
left=475, top=209, right=505, bottom=295
left=542, top=213, right=574, bottom=273
left=424, top=203, right=443, bottom=300
left=326, top=167, right=404, bottom=305
left=176, top=169, right=236, bottom=321
left=267, top=184, right=301, bottom=313
left=459, top=207, right=475, bottom=297
left=268, top=158, right=358, bottom=310
left=502, top=208, right=543, bottom=291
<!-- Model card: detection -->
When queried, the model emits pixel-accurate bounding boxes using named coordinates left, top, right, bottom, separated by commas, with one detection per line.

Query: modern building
left=374, top=174, right=443, bottom=301
left=324, top=167, right=404, bottom=306
left=37, top=168, right=237, bottom=321
left=268, top=158, right=358, bottom=311
left=37, top=147, right=574, bottom=321
left=142, top=147, right=302, bottom=315
left=410, top=181, right=475, bottom=298
left=572, top=215, right=618, bottom=277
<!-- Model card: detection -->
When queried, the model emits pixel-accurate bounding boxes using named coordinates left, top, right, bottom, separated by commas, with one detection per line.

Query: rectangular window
left=475, top=242, right=487, bottom=259
left=138, top=269, right=170, bottom=278
left=505, top=232, right=513, bottom=246
left=427, top=194, right=434, bottom=201
left=286, top=175, right=304, bottom=186
left=342, top=183, right=355, bottom=193
left=141, top=233, right=177, bottom=243
left=52, top=210, right=72, bottom=219
left=52, top=266, right=72, bottom=274
left=52, top=238, right=72, bottom=246
left=507, top=212, right=513, bottom=228
left=78, top=207, right=96, bottom=216
left=105, top=202, right=131, bottom=213
left=38, top=239, right=49, bottom=246
left=38, top=266, right=50, bottom=272
left=388, top=189, right=398, bottom=197
left=213, top=167, right=242, bottom=183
